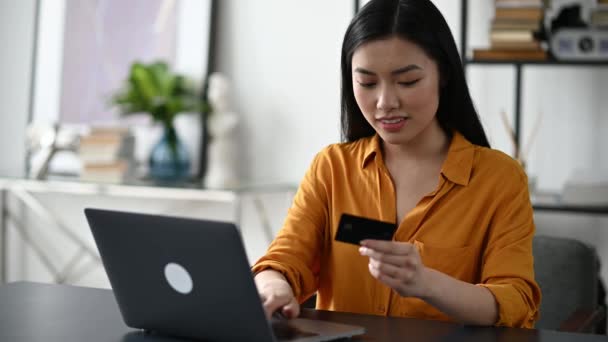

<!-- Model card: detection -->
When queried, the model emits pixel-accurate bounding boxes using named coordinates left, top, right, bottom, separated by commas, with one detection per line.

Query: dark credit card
left=334, top=213, right=397, bottom=246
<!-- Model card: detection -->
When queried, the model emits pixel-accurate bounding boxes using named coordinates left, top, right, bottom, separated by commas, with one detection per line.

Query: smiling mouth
left=377, top=117, right=408, bottom=124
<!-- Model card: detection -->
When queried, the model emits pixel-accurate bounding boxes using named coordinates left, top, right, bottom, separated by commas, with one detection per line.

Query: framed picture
left=27, top=0, right=216, bottom=179
left=30, top=0, right=215, bottom=125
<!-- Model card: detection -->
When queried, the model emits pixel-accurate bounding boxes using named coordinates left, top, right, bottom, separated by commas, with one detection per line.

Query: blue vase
left=149, top=126, right=190, bottom=182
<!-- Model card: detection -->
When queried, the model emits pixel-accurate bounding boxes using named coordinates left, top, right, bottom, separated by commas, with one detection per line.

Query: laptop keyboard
left=271, top=319, right=319, bottom=341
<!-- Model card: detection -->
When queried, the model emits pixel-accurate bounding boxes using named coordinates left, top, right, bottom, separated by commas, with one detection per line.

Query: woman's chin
left=378, top=131, right=412, bottom=146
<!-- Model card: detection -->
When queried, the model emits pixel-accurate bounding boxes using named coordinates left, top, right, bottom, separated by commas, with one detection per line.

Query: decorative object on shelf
left=499, top=109, right=542, bottom=166
left=550, top=29, right=608, bottom=60
left=26, top=123, right=80, bottom=180
left=111, top=61, right=207, bottom=182
left=203, top=73, right=240, bottom=189
left=500, top=109, right=543, bottom=193
left=149, top=124, right=191, bottom=181
left=173, top=112, right=203, bottom=178
left=547, top=3, right=608, bottom=61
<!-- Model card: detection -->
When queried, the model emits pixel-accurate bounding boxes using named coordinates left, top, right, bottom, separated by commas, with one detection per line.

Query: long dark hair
left=340, top=0, right=490, bottom=148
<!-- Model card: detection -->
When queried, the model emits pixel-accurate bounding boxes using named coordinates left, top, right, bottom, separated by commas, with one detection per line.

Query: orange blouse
left=252, top=132, right=541, bottom=328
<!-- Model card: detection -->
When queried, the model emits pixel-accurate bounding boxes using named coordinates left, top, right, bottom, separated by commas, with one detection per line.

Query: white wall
left=213, top=0, right=352, bottom=183
left=0, top=0, right=36, bottom=177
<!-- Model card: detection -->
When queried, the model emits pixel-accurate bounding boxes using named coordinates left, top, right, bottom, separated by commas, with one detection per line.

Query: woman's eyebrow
left=353, top=67, right=376, bottom=75
left=391, top=65, right=422, bottom=75
left=353, top=64, right=422, bottom=75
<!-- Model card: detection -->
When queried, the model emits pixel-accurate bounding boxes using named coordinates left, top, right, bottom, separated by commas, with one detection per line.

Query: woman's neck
left=382, top=120, right=451, bottom=165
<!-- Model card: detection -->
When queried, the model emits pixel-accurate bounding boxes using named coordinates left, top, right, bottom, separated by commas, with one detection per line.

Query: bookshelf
left=459, top=0, right=608, bottom=215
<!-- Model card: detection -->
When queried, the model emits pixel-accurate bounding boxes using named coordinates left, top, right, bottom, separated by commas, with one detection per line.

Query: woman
left=252, top=0, right=541, bottom=328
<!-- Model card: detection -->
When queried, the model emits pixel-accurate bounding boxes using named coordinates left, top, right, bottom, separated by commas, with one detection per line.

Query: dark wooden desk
left=0, top=282, right=606, bottom=342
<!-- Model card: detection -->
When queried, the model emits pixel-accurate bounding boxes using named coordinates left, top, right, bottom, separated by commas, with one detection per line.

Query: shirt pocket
left=413, top=240, right=477, bottom=282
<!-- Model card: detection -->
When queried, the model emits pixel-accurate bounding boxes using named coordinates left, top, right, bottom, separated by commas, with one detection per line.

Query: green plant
left=111, top=61, right=207, bottom=153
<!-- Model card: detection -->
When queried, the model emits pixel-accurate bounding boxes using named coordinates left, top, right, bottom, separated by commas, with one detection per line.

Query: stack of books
left=78, top=126, right=135, bottom=183
left=473, top=0, right=547, bottom=61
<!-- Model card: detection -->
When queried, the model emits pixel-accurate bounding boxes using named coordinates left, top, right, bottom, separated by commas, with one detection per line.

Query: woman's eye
left=357, top=81, right=376, bottom=88
left=398, top=79, right=420, bottom=87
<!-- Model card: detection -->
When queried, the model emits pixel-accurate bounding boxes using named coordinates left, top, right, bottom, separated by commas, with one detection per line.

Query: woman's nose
left=376, top=85, right=399, bottom=112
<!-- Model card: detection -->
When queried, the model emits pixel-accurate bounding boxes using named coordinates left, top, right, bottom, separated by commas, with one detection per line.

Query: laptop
left=84, top=208, right=365, bottom=342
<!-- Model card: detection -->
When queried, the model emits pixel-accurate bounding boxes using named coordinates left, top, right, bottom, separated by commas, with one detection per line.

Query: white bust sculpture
left=204, top=73, right=240, bottom=189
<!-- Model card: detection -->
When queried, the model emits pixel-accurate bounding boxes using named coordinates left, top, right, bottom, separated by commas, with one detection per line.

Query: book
left=491, top=40, right=542, bottom=50
left=495, top=7, right=544, bottom=21
left=78, top=126, right=135, bottom=183
left=491, top=29, right=536, bottom=42
left=492, top=19, right=541, bottom=30
left=495, top=0, right=543, bottom=3
left=81, top=161, right=129, bottom=183
left=79, top=134, right=133, bottom=164
left=89, top=126, right=130, bottom=136
left=473, top=48, right=547, bottom=61
left=495, top=0, right=543, bottom=8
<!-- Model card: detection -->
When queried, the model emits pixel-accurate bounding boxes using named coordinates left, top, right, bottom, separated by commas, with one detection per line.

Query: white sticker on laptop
left=164, top=262, right=193, bottom=294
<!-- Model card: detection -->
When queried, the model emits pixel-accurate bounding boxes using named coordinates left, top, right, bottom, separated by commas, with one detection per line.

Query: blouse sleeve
left=251, top=149, right=330, bottom=302
left=477, top=168, right=542, bottom=328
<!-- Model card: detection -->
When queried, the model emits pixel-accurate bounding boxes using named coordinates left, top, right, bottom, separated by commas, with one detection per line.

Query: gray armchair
left=533, top=235, right=606, bottom=334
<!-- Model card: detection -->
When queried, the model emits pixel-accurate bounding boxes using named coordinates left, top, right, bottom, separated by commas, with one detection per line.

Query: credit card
left=334, top=213, right=397, bottom=245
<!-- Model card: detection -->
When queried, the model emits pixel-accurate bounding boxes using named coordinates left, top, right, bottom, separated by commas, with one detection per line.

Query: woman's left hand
left=359, top=239, right=430, bottom=299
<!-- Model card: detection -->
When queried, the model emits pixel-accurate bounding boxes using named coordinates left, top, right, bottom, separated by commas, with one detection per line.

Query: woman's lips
left=377, top=117, right=408, bottom=132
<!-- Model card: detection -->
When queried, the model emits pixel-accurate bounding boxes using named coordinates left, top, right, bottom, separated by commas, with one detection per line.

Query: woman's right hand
left=254, top=270, right=300, bottom=319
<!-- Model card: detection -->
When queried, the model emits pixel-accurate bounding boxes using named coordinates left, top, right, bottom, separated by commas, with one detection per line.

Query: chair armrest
left=559, top=307, right=606, bottom=333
